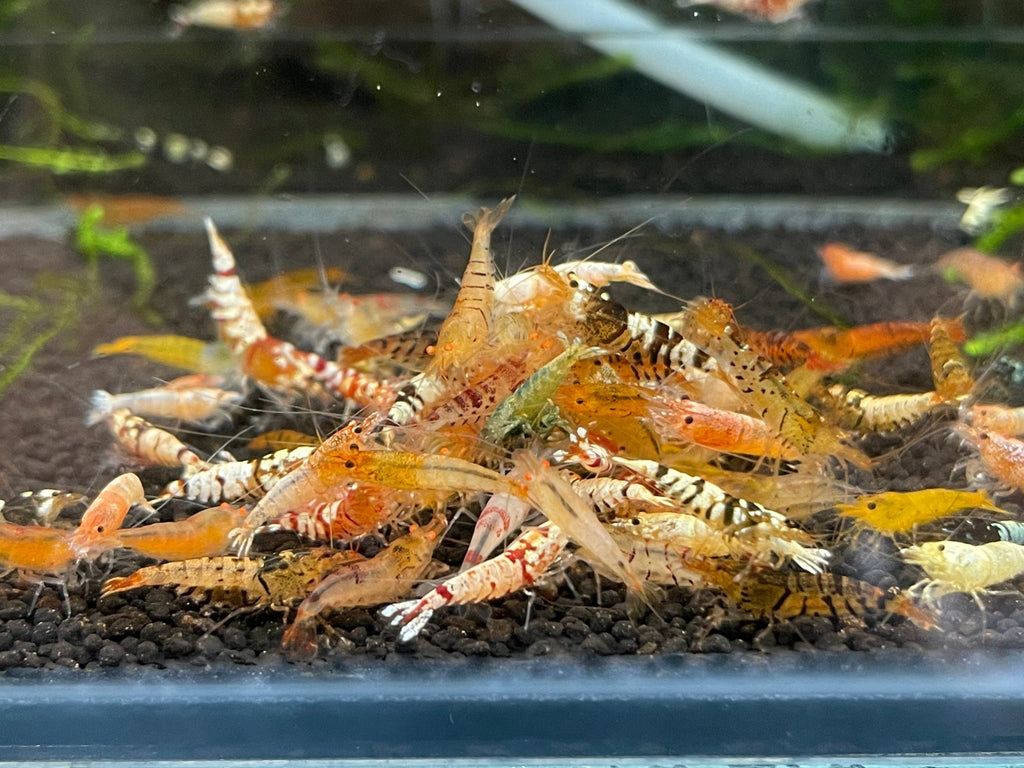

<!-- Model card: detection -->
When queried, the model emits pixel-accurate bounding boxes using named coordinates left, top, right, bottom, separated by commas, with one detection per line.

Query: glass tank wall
left=1, top=0, right=1024, bottom=763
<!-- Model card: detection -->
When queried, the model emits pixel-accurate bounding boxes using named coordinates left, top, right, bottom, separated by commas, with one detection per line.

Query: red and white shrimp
left=460, top=491, right=533, bottom=569
left=381, top=520, right=569, bottom=641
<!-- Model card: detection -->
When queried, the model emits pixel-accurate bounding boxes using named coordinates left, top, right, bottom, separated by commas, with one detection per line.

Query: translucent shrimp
left=91, top=334, right=236, bottom=376
left=902, top=540, right=1024, bottom=611
left=111, top=503, right=248, bottom=561
left=552, top=259, right=661, bottom=292
left=835, top=489, right=1004, bottom=535
left=935, top=247, right=1024, bottom=309
left=103, top=408, right=204, bottom=469
left=245, top=266, right=348, bottom=319
left=381, top=520, right=570, bottom=642
left=928, top=316, right=973, bottom=402
left=282, top=516, right=446, bottom=659
left=460, top=491, right=533, bottom=569
left=429, top=197, right=514, bottom=378
left=67, top=473, right=153, bottom=558
left=86, top=376, right=243, bottom=426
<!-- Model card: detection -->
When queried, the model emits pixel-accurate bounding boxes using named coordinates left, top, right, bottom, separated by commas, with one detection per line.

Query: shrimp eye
left=353, top=426, right=362, bottom=434
left=684, top=416, right=694, bottom=425
left=96, top=526, right=105, bottom=533
left=937, top=544, right=945, bottom=551
left=344, top=460, right=355, bottom=469
left=979, top=432, right=989, bottom=440
left=349, top=443, right=359, bottom=451
left=631, top=518, right=640, bottom=525
left=867, top=502, right=876, bottom=510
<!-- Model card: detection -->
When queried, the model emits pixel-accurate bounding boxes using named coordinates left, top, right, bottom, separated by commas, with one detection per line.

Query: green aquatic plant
left=0, top=144, right=144, bottom=174
left=74, top=205, right=158, bottom=323
left=964, top=320, right=1024, bottom=358
left=975, top=203, right=1024, bottom=254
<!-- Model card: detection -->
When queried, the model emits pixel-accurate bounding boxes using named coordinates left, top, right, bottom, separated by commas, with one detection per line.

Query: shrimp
left=679, top=297, right=868, bottom=468
left=111, top=503, right=248, bottom=561
left=282, top=516, right=445, bottom=659
left=86, top=377, right=243, bottom=426
left=568, top=475, right=678, bottom=518
left=480, top=342, right=602, bottom=445
left=245, top=266, right=348, bottom=319
left=552, top=260, right=661, bottom=292
left=14, top=489, right=86, bottom=526
left=381, top=520, right=569, bottom=642
left=203, top=219, right=269, bottom=355
left=0, top=523, right=77, bottom=574
left=716, top=571, right=937, bottom=630
left=928, top=317, right=973, bottom=402
left=603, top=517, right=721, bottom=588
left=647, top=397, right=799, bottom=460
left=461, top=491, right=533, bottom=569
left=170, top=0, right=282, bottom=31
left=819, top=385, right=941, bottom=433
left=233, top=424, right=521, bottom=555
left=612, top=457, right=829, bottom=573
left=966, top=404, right=1024, bottom=437
left=158, top=445, right=316, bottom=504
left=935, top=247, right=1024, bottom=309
left=67, top=473, right=153, bottom=558
left=101, top=547, right=362, bottom=610
left=835, top=489, right=1004, bottom=535
left=429, top=197, right=514, bottom=378
left=92, top=334, right=236, bottom=376
left=902, top=540, right=1024, bottom=611
left=816, top=242, right=914, bottom=284
left=103, top=408, right=204, bottom=468
left=957, top=423, right=1024, bottom=493
left=791, top=321, right=954, bottom=373
left=259, top=484, right=422, bottom=543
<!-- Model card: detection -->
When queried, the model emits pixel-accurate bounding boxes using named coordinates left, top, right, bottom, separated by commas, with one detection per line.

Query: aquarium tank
left=2, top=0, right=1024, bottom=764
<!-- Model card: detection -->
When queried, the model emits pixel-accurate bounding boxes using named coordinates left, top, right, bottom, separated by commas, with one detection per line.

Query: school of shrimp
left=9, top=198, right=1024, bottom=666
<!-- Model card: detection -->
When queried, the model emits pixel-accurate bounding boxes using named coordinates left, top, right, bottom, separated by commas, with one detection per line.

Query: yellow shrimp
left=928, top=316, right=973, bottom=402
left=103, top=408, right=204, bottom=468
left=835, top=489, right=1004, bottom=535
left=902, top=540, right=1024, bottom=611
left=92, top=334, right=236, bottom=376
left=282, top=515, right=446, bottom=659
left=429, top=196, right=514, bottom=378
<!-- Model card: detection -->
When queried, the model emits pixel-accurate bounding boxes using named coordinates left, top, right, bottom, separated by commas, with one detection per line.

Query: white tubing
left=507, top=0, right=891, bottom=152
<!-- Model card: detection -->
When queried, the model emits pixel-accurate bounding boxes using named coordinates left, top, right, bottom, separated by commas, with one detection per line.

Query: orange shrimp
left=111, top=503, right=248, bottom=561
left=647, top=397, right=799, bottom=460
left=928, top=316, right=973, bottom=402
left=91, top=335, right=236, bottom=376
left=957, top=423, right=1024, bottom=493
left=282, top=515, right=445, bottom=659
left=103, top=409, right=204, bottom=468
left=935, top=247, right=1024, bottom=308
left=967, top=404, right=1024, bottom=437
left=0, top=523, right=77, bottom=574
left=245, top=266, right=348, bottom=319
left=817, top=242, right=914, bottom=284
left=67, top=473, right=153, bottom=558
left=791, top=320, right=959, bottom=373
left=429, top=197, right=514, bottom=378
left=65, top=194, right=187, bottom=226
left=381, top=520, right=570, bottom=642
left=171, top=0, right=282, bottom=30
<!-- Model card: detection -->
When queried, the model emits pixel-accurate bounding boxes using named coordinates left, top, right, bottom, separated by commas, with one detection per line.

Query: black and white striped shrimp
left=103, top=409, right=204, bottom=469
left=819, top=385, right=941, bottom=433
left=381, top=520, right=570, bottom=642
left=158, top=445, right=316, bottom=504
left=568, top=475, right=678, bottom=519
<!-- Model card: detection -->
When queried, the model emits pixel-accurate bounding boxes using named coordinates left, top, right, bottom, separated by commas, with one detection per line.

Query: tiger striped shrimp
left=646, top=397, right=799, bottom=461
left=678, top=297, right=868, bottom=468
left=111, top=503, right=248, bottom=561
left=611, top=457, right=830, bottom=573
left=601, top=515, right=723, bottom=588
left=92, top=334, right=236, bottom=377
left=512, top=451, right=650, bottom=602
left=816, top=242, right=915, bottom=284
left=965, top=404, right=1024, bottom=437
left=418, top=353, right=534, bottom=430
left=102, top=408, right=204, bottom=469
left=282, top=515, right=446, bottom=659
left=381, top=520, right=570, bottom=642
left=460, top=491, right=534, bottom=569
left=956, top=423, right=1024, bottom=493
left=232, top=423, right=523, bottom=555
left=428, top=197, right=514, bottom=378
left=948, top=518, right=1024, bottom=546
left=935, top=247, right=1024, bottom=309
left=337, top=325, right=437, bottom=374
left=818, top=385, right=941, bottom=433
left=691, top=462, right=857, bottom=520
left=480, top=342, right=603, bottom=445
left=715, top=571, right=937, bottom=630
left=158, top=445, right=316, bottom=504
left=86, top=375, right=243, bottom=427
left=67, top=473, right=154, bottom=559
left=902, top=540, right=1024, bottom=613
left=928, top=316, right=974, bottom=402
left=101, top=547, right=364, bottom=612
left=835, top=488, right=1005, bottom=535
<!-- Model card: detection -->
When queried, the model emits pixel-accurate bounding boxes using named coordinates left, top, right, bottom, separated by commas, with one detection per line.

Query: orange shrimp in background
left=934, top=247, right=1024, bottom=309
left=817, top=242, right=915, bottom=284
left=791, top=320, right=961, bottom=373
left=245, top=266, right=349, bottom=319
left=64, top=194, right=187, bottom=227
left=957, top=423, right=1024, bottom=494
